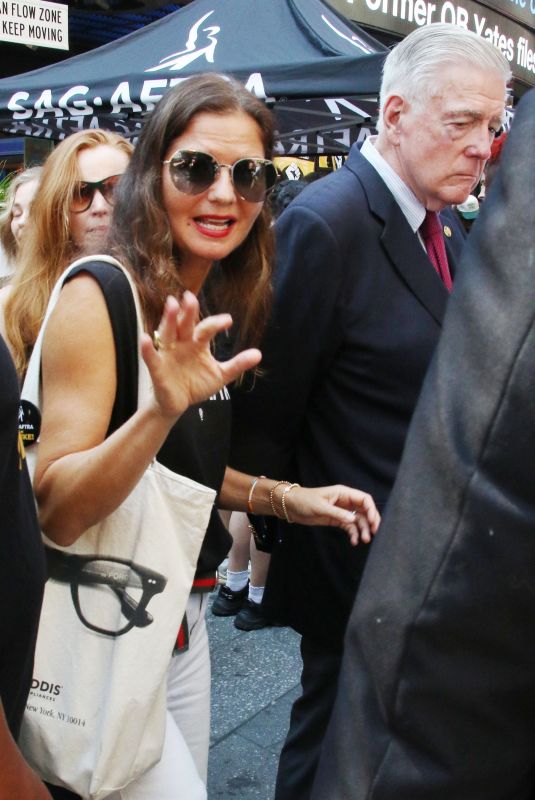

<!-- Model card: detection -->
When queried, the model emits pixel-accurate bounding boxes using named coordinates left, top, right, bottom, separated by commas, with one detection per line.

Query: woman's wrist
left=246, top=476, right=300, bottom=521
left=280, top=483, right=300, bottom=523
left=136, top=399, right=182, bottom=447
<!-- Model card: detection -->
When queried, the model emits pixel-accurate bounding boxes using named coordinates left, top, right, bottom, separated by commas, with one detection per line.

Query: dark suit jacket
left=230, top=144, right=465, bottom=650
left=311, top=89, right=535, bottom=799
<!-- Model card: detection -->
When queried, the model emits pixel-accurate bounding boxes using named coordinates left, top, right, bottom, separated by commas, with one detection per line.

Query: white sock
left=226, top=570, right=249, bottom=592
left=249, top=585, right=264, bottom=605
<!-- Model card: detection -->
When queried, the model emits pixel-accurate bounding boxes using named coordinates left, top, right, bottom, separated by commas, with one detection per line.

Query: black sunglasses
left=163, top=150, right=278, bottom=203
left=71, top=174, right=123, bottom=214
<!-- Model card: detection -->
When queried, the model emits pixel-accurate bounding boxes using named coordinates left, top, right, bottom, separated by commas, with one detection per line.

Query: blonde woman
left=0, top=165, right=42, bottom=275
left=1, top=129, right=133, bottom=374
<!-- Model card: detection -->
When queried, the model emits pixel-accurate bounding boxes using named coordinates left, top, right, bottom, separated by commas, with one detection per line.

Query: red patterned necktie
left=420, top=210, right=453, bottom=292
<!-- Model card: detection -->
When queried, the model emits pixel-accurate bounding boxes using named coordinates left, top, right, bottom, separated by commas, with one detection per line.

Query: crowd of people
left=1, top=71, right=377, bottom=800
left=2, top=18, right=533, bottom=800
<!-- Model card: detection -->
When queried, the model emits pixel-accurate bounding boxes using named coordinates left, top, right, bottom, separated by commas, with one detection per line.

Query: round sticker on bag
left=19, top=400, right=41, bottom=446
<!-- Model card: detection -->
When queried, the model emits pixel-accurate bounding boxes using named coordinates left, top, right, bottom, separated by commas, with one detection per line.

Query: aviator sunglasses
left=163, top=150, right=278, bottom=203
left=71, top=174, right=123, bottom=214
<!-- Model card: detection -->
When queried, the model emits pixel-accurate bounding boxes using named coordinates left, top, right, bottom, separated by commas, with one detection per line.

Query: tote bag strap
left=21, top=255, right=151, bottom=477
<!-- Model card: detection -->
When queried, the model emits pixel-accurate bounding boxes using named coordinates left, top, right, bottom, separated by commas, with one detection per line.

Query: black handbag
left=246, top=513, right=281, bottom=553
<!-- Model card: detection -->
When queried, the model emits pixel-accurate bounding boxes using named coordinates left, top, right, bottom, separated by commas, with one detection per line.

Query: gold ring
left=152, top=331, right=176, bottom=352
left=152, top=330, right=163, bottom=351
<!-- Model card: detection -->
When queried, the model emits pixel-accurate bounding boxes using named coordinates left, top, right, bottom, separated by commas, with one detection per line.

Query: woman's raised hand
left=141, top=292, right=261, bottom=420
left=283, top=485, right=381, bottom=546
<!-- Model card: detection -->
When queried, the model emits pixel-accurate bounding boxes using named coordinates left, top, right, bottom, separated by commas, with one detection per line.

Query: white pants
left=167, top=592, right=211, bottom=782
left=106, top=710, right=206, bottom=800
left=106, top=593, right=210, bottom=800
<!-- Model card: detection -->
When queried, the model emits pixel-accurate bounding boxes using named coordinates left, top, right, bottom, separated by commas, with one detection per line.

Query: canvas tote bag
left=19, top=256, right=216, bottom=799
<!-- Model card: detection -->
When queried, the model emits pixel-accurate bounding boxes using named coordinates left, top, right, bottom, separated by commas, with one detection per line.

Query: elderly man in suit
left=230, top=23, right=510, bottom=800
left=311, top=87, right=535, bottom=800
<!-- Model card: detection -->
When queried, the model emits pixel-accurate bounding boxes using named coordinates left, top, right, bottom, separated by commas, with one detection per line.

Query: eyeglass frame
left=162, top=149, right=278, bottom=203
left=70, top=174, right=123, bottom=214
left=45, top=546, right=167, bottom=638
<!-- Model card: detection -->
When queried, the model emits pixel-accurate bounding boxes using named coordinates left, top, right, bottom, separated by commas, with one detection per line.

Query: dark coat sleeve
left=229, top=192, right=349, bottom=478
left=311, top=88, right=535, bottom=800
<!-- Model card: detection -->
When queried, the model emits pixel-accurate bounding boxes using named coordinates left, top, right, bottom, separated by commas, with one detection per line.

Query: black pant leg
left=274, top=636, right=342, bottom=800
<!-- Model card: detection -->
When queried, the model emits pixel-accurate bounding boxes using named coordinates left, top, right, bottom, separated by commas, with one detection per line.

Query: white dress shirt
left=360, top=136, right=427, bottom=233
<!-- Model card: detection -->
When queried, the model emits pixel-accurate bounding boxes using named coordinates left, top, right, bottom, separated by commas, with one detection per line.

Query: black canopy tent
left=0, top=0, right=386, bottom=154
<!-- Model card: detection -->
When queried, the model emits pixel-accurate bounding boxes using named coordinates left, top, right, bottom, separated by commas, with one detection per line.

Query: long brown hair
left=5, top=129, right=133, bottom=376
left=109, top=73, right=275, bottom=350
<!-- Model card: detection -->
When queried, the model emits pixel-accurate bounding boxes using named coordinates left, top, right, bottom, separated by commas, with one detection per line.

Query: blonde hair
left=5, top=129, right=133, bottom=376
left=0, top=166, right=42, bottom=260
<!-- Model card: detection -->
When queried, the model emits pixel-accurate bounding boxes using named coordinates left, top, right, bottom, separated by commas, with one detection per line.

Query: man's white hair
left=377, top=23, right=511, bottom=132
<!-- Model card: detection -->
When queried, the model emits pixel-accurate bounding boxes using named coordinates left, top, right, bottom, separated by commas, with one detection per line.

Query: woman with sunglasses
left=2, top=129, right=133, bottom=376
left=33, top=74, right=379, bottom=799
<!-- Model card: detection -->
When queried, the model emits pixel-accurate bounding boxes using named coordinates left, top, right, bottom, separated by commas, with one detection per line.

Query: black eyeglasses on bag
left=45, top=546, right=167, bottom=638
left=71, top=174, right=123, bottom=214
left=163, top=150, right=278, bottom=203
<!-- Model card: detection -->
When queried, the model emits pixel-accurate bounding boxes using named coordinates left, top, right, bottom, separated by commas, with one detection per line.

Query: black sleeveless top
left=65, top=261, right=232, bottom=574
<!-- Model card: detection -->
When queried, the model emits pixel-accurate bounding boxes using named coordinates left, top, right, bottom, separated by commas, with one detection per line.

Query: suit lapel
left=348, top=149, right=454, bottom=326
left=381, top=207, right=448, bottom=326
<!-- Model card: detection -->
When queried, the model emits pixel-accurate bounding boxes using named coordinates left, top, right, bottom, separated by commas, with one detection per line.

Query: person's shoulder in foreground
left=0, top=335, right=50, bottom=799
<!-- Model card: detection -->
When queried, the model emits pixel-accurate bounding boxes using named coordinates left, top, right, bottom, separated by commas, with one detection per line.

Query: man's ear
left=381, top=95, right=405, bottom=144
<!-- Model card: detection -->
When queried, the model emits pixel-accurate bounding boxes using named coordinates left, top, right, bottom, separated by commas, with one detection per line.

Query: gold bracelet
left=269, top=480, right=291, bottom=519
left=247, top=475, right=266, bottom=514
left=280, top=483, right=300, bottom=524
